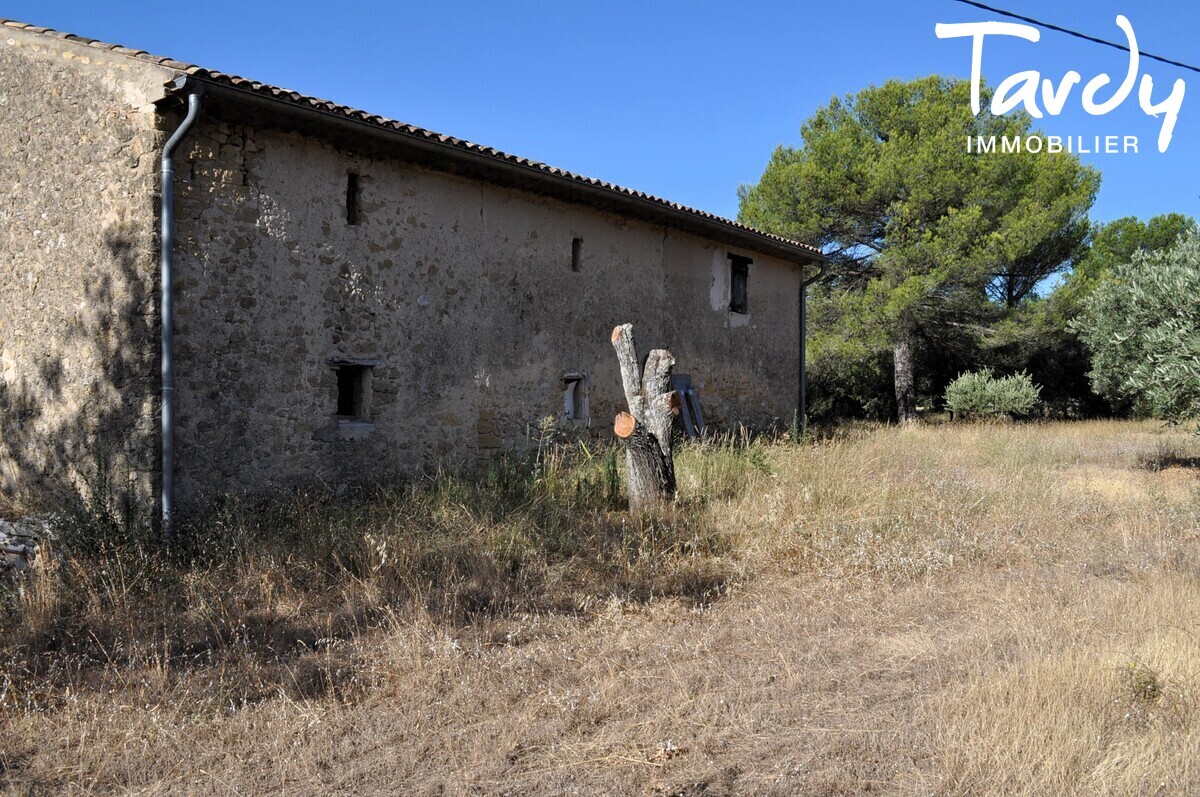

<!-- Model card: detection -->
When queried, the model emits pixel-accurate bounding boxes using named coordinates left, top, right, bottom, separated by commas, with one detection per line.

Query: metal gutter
left=798, top=258, right=828, bottom=437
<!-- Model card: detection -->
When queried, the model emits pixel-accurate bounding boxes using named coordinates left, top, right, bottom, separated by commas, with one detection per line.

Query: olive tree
left=1075, top=229, right=1200, bottom=426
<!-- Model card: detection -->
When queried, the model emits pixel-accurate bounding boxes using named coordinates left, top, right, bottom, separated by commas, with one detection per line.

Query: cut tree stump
left=611, top=324, right=679, bottom=511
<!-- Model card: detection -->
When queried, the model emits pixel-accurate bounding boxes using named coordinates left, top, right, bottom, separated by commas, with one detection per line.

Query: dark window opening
left=335, top=364, right=371, bottom=421
left=346, top=172, right=360, bottom=225
left=571, top=237, right=583, bottom=272
left=729, top=253, right=751, bottom=314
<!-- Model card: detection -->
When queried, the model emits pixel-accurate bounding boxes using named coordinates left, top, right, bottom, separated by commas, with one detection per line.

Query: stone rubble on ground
left=0, top=517, right=51, bottom=572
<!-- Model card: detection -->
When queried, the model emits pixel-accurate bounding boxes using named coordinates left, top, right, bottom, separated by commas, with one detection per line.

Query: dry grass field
left=3, top=420, right=1199, bottom=795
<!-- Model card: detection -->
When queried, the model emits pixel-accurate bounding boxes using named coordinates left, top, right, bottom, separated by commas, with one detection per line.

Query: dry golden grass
left=3, top=420, right=1199, bottom=795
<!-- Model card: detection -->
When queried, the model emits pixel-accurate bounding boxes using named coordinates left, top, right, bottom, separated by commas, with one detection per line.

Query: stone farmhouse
left=0, top=19, right=823, bottom=518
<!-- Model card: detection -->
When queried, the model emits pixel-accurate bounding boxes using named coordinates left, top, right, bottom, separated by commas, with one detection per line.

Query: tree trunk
left=611, top=324, right=679, bottom=511
left=894, top=337, right=917, bottom=424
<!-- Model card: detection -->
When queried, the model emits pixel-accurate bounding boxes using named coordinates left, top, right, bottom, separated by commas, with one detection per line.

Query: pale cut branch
left=611, top=324, right=645, bottom=419
left=641, top=349, right=675, bottom=401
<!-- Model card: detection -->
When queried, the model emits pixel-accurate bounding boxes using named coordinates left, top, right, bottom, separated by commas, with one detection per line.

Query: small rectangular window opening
left=335, top=364, right=371, bottom=421
left=571, top=237, right=583, bottom=272
left=346, top=172, right=360, bottom=226
left=728, top=253, right=751, bottom=314
left=563, top=373, right=588, bottom=423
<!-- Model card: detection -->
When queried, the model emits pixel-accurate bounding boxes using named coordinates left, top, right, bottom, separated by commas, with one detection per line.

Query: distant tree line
left=738, top=75, right=1197, bottom=425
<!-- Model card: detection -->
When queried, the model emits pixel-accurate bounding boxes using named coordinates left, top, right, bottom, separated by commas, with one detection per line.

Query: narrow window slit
left=571, top=237, right=583, bottom=272
left=346, top=172, right=360, bottom=225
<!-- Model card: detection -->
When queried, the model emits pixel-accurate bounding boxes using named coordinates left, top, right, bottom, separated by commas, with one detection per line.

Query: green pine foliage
left=1056, top=213, right=1196, bottom=313
left=738, top=76, right=1098, bottom=420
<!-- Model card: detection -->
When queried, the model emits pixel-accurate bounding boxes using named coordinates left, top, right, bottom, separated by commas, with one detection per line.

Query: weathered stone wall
left=0, top=25, right=806, bottom=509
left=0, top=29, right=171, bottom=510
left=171, top=114, right=803, bottom=502
left=663, top=231, right=801, bottom=430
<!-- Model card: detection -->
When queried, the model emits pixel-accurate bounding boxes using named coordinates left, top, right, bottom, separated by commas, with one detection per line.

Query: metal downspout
left=798, top=258, right=827, bottom=439
left=161, top=90, right=202, bottom=538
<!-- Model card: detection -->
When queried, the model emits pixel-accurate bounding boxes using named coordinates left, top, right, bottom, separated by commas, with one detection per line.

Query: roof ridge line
left=0, top=16, right=822, bottom=259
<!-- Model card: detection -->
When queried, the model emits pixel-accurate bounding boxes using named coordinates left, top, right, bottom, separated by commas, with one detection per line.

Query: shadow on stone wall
left=0, top=225, right=156, bottom=524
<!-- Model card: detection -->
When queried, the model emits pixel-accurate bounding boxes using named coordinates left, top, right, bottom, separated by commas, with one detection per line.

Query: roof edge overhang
left=163, top=75, right=824, bottom=268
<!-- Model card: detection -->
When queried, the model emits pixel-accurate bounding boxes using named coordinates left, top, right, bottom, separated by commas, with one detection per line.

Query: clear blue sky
left=3, top=1, right=1196, bottom=225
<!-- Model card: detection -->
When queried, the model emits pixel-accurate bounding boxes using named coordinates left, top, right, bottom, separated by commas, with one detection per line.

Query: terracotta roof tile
left=1, top=17, right=822, bottom=259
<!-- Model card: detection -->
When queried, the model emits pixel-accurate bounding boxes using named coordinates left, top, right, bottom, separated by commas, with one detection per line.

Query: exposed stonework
left=0, top=28, right=173, bottom=511
left=168, top=112, right=803, bottom=503
left=1, top=24, right=814, bottom=513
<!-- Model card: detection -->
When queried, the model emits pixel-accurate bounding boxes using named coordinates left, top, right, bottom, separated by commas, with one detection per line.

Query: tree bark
left=611, top=324, right=678, bottom=511
left=894, top=337, right=917, bottom=424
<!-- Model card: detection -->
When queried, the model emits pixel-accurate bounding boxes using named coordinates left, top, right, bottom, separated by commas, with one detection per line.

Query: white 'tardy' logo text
left=936, top=16, right=1185, bottom=153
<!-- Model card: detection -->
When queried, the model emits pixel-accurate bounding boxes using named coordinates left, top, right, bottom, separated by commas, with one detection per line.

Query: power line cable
left=950, top=0, right=1200, bottom=75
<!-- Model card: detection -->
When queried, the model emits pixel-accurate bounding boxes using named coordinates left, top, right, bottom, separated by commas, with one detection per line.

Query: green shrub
left=1074, top=229, right=1200, bottom=427
left=944, top=369, right=1041, bottom=420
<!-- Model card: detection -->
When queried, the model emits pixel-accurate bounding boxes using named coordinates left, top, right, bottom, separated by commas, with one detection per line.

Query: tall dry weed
left=3, top=420, right=1199, bottom=795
